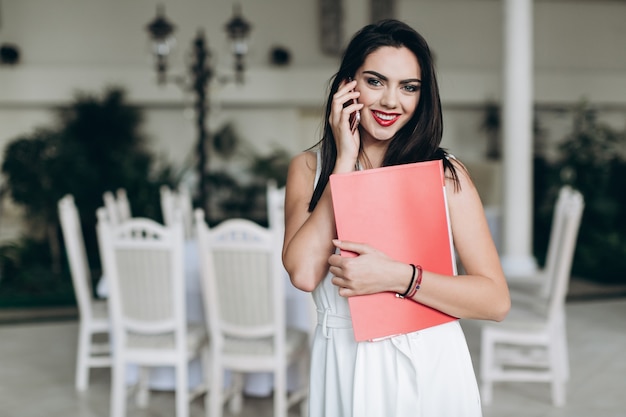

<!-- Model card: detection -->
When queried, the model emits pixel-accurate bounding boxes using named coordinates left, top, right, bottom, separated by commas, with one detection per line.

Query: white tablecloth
left=97, top=239, right=313, bottom=395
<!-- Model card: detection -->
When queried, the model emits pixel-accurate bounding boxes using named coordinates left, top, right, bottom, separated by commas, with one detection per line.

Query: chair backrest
left=103, top=191, right=121, bottom=226
left=160, top=185, right=174, bottom=225
left=115, top=188, right=132, bottom=222
left=95, top=207, right=109, bottom=283
left=545, top=188, right=584, bottom=320
left=58, top=194, right=95, bottom=318
left=539, top=185, right=577, bottom=298
left=98, top=209, right=186, bottom=352
left=266, top=180, right=285, bottom=232
left=194, top=209, right=285, bottom=355
left=177, top=186, right=194, bottom=238
left=161, top=185, right=194, bottom=239
left=103, top=188, right=132, bottom=227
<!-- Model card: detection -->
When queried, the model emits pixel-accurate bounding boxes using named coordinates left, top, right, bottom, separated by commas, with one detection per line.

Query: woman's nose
left=379, top=88, right=397, bottom=109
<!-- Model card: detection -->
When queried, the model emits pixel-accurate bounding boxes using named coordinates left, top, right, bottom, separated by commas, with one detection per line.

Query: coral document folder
left=329, top=160, right=458, bottom=342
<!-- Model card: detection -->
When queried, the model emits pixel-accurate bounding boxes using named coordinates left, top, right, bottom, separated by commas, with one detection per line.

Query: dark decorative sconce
left=224, top=4, right=252, bottom=84
left=0, top=1, right=21, bottom=65
left=145, top=5, right=176, bottom=85
left=145, top=4, right=252, bottom=216
left=0, top=43, right=19, bottom=65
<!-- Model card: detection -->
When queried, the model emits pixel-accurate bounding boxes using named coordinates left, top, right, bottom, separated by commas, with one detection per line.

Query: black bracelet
left=396, top=263, right=416, bottom=299
left=406, top=265, right=423, bottom=298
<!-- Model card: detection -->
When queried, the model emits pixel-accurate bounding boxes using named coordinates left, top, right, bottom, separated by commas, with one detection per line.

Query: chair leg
left=111, top=359, right=126, bottom=417
left=199, top=347, right=211, bottom=400
left=209, top=362, right=223, bottom=417
left=298, top=351, right=310, bottom=417
left=549, top=328, right=568, bottom=407
left=75, top=324, right=90, bottom=391
left=135, top=366, right=150, bottom=407
left=479, top=330, right=494, bottom=405
left=227, top=372, right=244, bottom=414
left=552, top=381, right=566, bottom=407
left=201, top=348, right=211, bottom=415
left=557, top=324, right=570, bottom=381
left=175, top=361, right=189, bottom=417
left=274, top=368, right=287, bottom=417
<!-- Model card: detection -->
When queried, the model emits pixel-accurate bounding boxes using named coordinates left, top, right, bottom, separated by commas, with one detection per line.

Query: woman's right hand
left=330, top=78, right=363, bottom=172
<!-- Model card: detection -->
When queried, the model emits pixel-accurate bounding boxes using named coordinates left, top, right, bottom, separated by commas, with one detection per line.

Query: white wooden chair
left=58, top=194, right=112, bottom=391
left=194, top=210, right=309, bottom=417
left=507, top=185, right=577, bottom=301
left=98, top=209, right=208, bottom=417
left=266, top=180, right=285, bottom=232
left=480, top=187, right=584, bottom=407
left=103, top=188, right=132, bottom=227
left=160, top=185, right=194, bottom=239
left=115, top=188, right=132, bottom=222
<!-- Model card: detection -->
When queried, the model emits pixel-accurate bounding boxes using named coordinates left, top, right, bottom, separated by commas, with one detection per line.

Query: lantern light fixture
left=145, top=5, right=176, bottom=84
left=224, top=4, right=252, bottom=83
left=144, top=3, right=252, bottom=217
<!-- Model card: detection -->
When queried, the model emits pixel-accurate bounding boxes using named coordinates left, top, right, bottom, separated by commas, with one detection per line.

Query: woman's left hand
left=328, top=239, right=407, bottom=297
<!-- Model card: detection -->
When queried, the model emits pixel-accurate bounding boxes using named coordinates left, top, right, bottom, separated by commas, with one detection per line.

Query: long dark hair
left=308, top=19, right=460, bottom=212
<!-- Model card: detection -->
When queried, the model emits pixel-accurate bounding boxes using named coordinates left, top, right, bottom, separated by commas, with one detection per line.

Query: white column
left=500, top=0, right=537, bottom=277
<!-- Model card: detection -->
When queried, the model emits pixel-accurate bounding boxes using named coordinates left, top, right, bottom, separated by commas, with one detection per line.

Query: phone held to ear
left=346, top=77, right=360, bottom=133
left=349, top=101, right=360, bottom=133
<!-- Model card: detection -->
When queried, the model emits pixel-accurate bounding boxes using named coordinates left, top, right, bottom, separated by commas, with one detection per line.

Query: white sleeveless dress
left=308, top=151, right=483, bottom=417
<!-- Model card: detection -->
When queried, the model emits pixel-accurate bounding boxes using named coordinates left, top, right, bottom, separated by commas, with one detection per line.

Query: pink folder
left=329, top=160, right=458, bottom=342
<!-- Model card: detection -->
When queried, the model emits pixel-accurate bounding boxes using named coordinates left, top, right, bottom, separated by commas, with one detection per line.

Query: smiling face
left=354, top=46, right=422, bottom=145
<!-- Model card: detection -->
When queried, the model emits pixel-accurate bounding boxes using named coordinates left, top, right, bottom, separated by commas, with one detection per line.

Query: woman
left=282, top=19, right=510, bottom=416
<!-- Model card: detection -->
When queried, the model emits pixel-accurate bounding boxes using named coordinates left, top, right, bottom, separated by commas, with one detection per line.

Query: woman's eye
left=367, top=78, right=382, bottom=87
left=403, top=84, right=420, bottom=93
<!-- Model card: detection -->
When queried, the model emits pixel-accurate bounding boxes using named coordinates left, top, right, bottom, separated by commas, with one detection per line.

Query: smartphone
left=347, top=78, right=360, bottom=133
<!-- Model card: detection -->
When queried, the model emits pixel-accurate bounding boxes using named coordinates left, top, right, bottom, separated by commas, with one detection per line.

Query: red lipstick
left=372, top=110, right=400, bottom=127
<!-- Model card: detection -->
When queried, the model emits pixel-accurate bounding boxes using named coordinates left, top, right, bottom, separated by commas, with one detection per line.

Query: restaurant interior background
left=0, top=0, right=625, bottom=309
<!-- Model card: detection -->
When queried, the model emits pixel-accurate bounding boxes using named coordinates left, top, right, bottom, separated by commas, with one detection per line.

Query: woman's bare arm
left=409, top=161, right=510, bottom=321
left=282, top=152, right=337, bottom=292
left=283, top=80, right=363, bottom=292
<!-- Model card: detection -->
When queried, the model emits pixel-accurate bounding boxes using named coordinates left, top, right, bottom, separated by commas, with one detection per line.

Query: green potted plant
left=0, top=87, right=174, bottom=307
left=534, top=101, right=626, bottom=284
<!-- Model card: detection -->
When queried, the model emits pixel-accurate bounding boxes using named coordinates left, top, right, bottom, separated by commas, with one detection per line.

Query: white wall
left=3, top=1, right=625, bottom=70
left=1, top=1, right=623, bottom=142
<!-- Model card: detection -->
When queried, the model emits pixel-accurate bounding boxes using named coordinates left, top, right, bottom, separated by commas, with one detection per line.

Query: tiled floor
left=1, top=297, right=625, bottom=417
left=464, top=298, right=626, bottom=417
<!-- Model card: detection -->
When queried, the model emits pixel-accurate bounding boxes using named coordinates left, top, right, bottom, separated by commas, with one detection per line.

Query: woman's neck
left=360, top=141, right=389, bottom=169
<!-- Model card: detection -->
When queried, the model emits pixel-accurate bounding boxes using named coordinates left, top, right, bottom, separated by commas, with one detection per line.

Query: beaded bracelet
left=405, top=265, right=423, bottom=298
left=396, top=263, right=417, bottom=299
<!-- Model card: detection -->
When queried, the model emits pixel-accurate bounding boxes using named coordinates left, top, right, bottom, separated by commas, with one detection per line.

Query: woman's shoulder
left=289, top=150, right=317, bottom=171
left=286, top=150, right=320, bottom=199
left=287, top=150, right=318, bottom=183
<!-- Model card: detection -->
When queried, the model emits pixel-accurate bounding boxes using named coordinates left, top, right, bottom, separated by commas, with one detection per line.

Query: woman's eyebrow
left=363, top=70, right=421, bottom=84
